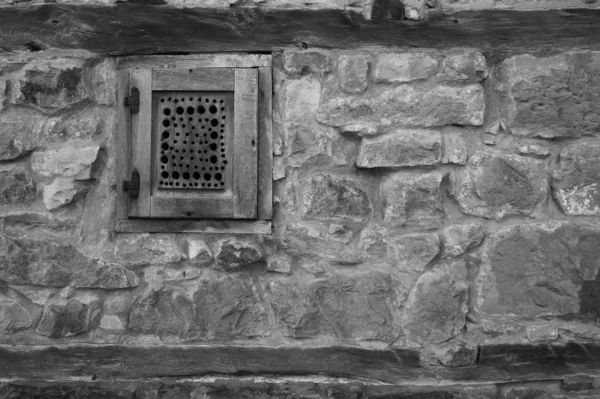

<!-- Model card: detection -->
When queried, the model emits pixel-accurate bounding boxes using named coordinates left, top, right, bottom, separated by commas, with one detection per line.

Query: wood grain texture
left=118, top=54, right=272, bottom=69
left=1, top=5, right=600, bottom=54
left=3, top=344, right=600, bottom=383
left=116, top=218, right=271, bottom=233
left=115, top=69, right=130, bottom=220
left=150, top=196, right=235, bottom=218
left=152, top=68, right=234, bottom=91
left=233, top=68, right=258, bottom=219
left=257, top=66, right=273, bottom=220
left=128, top=69, right=153, bottom=218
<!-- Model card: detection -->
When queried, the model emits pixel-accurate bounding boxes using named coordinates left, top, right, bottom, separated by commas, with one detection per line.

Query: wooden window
left=115, top=55, right=272, bottom=234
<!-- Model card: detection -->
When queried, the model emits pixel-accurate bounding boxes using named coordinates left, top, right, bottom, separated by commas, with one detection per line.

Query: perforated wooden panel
left=155, top=92, right=232, bottom=190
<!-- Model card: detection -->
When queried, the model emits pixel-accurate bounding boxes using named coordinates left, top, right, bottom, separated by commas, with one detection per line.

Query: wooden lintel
left=0, top=5, right=600, bottom=54
left=2, top=344, right=600, bottom=383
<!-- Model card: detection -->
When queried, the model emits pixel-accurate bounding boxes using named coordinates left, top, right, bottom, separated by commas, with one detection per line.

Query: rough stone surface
left=0, top=290, right=33, bottom=333
left=302, top=174, right=372, bottom=224
left=271, top=272, right=396, bottom=341
left=372, top=53, right=439, bottom=83
left=281, top=77, right=321, bottom=124
left=442, top=224, right=484, bottom=258
left=442, top=129, right=468, bottom=165
left=0, top=108, right=46, bottom=161
left=338, top=55, right=369, bottom=93
left=357, top=128, right=442, bottom=168
left=215, top=240, right=263, bottom=269
left=499, top=52, right=600, bottom=139
left=480, top=222, right=600, bottom=316
left=17, top=65, right=89, bottom=113
left=36, top=297, right=102, bottom=338
left=381, top=172, right=444, bottom=229
left=402, top=260, right=469, bottom=344
left=267, top=254, right=292, bottom=273
left=42, top=178, right=89, bottom=210
left=186, top=239, right=213, bottom=265
left=525, top=325, right=559, bottom=341
left=552, top=140, right=600, bottom=215
left=0, top=236, right=138, bottom=289
left=318, top=84, right=485, bottom=128
left=31, top=144, right=101, bottom=179
left=439, top=52, right=488, bottom=83
left=0, top=167, right=37, bottom=207
left=46, top=106, right=115, bottom=141
left=450, top=151, right=547, bottom=219
left=518, top=144, right=550, bottom=158
left=282, top=51, right=332, bottom=76
left=114, top=235, right=185, bottom=267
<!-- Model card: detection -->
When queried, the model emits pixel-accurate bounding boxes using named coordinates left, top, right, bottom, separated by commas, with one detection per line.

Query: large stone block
left=450, top=151, right=547, bottom=219
left=282, top=51, right=332, bottom=76
left=84, top=58, right=116, bottom=105
left=0, top=108, right=46, bottom=161
left=46, top=106, right=115, bottom=142
left=338, top=54, right=369, bottom=94
left=215, top=239, right=263, bottom=269
left=0, top=236, right=138, bottom=289
left=36, top=296, right=102, bottom=338
left=439, top=52, right=488, bottom=83
left=17, top=65, right=89, bottom=113
left=42, top=178, right=90, bottom=211
left=0, top=166, right=37, bottom=207
left=479, top=222, right=600, bottom=317
left=270, top=272, right=397, bottom=341
left=302, top=174, right=372, bottom=224
left=114, top=234, right=185, bottom=267
left=31, top=144, right=101, bottom=179
left=498, top=52, right=600, bottom=139
left=401, top=260, right=468, bottom=344
left=318, top=84, right=484, bottom=128
left=0, top=288, right=34, bottom=333
left=442, top=224, right=484, bottom=258
left=381, top=172, right=444, bottom=229
left=357, top=128, right=442, bottom=168
left=280, top=77, right=321, bottom=124
left=372, top=53, right=439, bottom=83
left=552, top=140, right=600, bottom=215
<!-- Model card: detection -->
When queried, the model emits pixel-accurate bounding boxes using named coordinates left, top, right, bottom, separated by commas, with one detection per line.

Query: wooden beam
left=3, top=344, right=600, bottom=383
left=0, top=5, right=600, bottom=54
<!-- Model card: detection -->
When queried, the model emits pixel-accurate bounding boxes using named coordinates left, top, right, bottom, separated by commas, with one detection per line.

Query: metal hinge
left=124, top=87, right=140, bottom=114
left=123, top=170, right=140, bottom=199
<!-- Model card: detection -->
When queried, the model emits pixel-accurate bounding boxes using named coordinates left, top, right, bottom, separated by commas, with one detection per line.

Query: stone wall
left=2, top=44, right=600, bottom=397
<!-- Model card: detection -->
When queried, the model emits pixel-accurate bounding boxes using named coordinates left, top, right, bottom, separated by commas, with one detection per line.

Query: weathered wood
left=115, top=69, right=130, bottom=220
left=116, top=218, right=272, bottom=233
left=128, top=68, right=153, bottom=218
left=118, top=54, right=272, bottom=69
left=1, top=5, right=600, bottom=54
left=150, top=196, right=235, bottom=218
left=3, top=344, right=600, bottom=384
left=257, top=66, right=273, bottom=220
left=233, top=68, right=258, bottom=219
left=152, top=68, right=234, bottom=91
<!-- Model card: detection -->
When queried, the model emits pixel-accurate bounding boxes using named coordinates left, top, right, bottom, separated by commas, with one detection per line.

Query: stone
left=498, top=52, right=600, bottom=139
left=99, top=314, right=124, bottom=331
left=31, top=144, right=101, bottom=179
left=0, top=213, right=78, bottom=239
left=381, top=171, right=444, bottom=229
left=281, top=77, right=321, bottom=124
left=284, top=123, right=351, bottom=167
left=114, top=234, right=185, bottom=267
left=372, top=53, right=438, bottom=83
left=442, top=224, right=484, bottom=258
left=271, top=272, right=397, bottom=341
left=282, top=51, right=332, bottom=76
left=318, top=84, right=484, bottom=128
left=302, top=174, right=371, bottom=224
left=0, top=384, right=135, bottom=399
left=273, top=156, right=286, bottom=180
left=340, top=122, right=379, bottom=137
left=432, top=344, right=478, bottom=367
left=186, top=239, right=213, bottom=265
left=17, top=65, right=89, bottom=113
left=0, top=296, right=32, bottom=332
left=36, top=297, right=102, bottom=338
left=401, top=260, right=469, bottom=344
left=84, top=57, right=116, bottom=105
left=46, top=106, right=115, bottom=142
left=563, top=375, right=597, bottom=392
left=338, top=55, right=369, bottom=93
left=442, top=129, right=468, bottom=165
left=517, top=144, right=550, bottom=158
left=0, top=236, right=138, bottom=289
left=479, top=222, right=600, bottom=316
left=42, top=178, right=90, bottom=210
left=267, top=254, right=292, bottom=273
left=387, top=233, right=441, bottom=272
left=194, top=277, right=269, bottom=340
left=552, top=140, right=600, bottom=215
left=525, top=325, right=559, bottom=341
left=0, top=167, right=37, bottom=206
left=356, top=128, right=442, bottom=168
left=403, top=0, right=426, bottom=20
left=439, top=52, right=488, bottom=83
left=0, top=108, right=46, bottom=161
left=450, top=151, right=547, bottom=219
left=215, top=239, right=263, bottom=269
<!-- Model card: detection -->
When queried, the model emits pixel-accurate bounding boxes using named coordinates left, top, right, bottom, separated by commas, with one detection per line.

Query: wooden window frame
left=115, top=54, right=273, bottom=234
